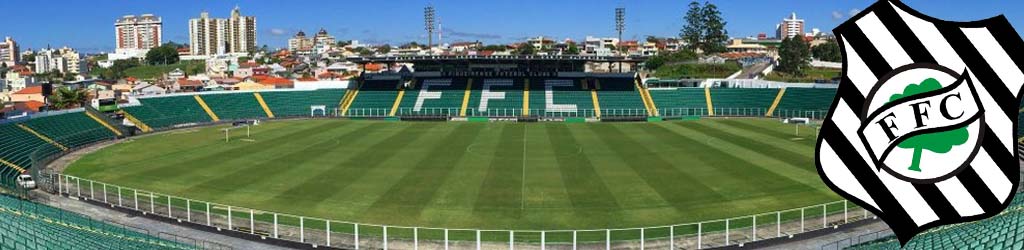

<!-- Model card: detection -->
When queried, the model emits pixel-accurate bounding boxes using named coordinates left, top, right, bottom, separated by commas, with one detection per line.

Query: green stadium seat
left=649, top=88, right=709, bottom=117
left=347, top=79, right=402, bottom=116
left=710, top=88, right=778, bottom=116
left=0, top=194, right=200, bottom=249
left=596, top=77, right=647, bottom=117
left=122, top=95, right=213, bottom=129
left=529, top=78, right=596, bottom=117
left=844, top=191, right=1024, bottom=250
left=465, top=78, right=525, bottom=117
left=200, top=92, right=267, bottom=121
left=397, top=78, right=468, bottom=116
left=21, top=112, right=117, bottom=149
left=773, top=88, right=836, bottom=119
left=260, top=89, right=346, bottom=117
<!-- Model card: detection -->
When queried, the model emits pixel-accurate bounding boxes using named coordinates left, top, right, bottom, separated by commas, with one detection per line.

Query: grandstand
left=0, top=194, right=206, bottom=249
left=842, top=191, right=1024, bottom=250
left=8, top=55, right=1022, bottom=250
left=259, top=89, right=346, bottom=118
left=122, top=95, right=212, bottom=130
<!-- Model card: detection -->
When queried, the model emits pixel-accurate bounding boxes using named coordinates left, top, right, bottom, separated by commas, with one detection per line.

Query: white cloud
left=269, top=28, right=287, bottom=36
left=849, top=8, right=861, bottom=17
left=832, top=11, right=844, bottom=20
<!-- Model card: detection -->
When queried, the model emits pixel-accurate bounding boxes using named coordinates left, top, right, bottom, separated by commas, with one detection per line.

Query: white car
left=16, top=175, right=36, bottom=189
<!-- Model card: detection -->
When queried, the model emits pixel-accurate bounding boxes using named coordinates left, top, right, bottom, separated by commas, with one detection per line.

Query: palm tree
left=49, top=87, right=88, bottom=110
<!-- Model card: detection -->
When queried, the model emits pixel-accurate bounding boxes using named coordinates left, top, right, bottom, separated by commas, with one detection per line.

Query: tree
left=49, top=87, right=88, bottom=110
left=646, top=36, right=660, bottom=43
left=811, top=39, right=842, bottom=62
left=62, top=71, right=77, bottom=81
left=377, top=45, right=392, bottom=54
left=565, top=43, right=580, bottom=55
left=888, top=78, right=969, bottom=172
left=680, top=1, right=704, bottom=52
left=777, top=36, right=810, bottom=75
left=699, top=3, right=729, bottom=53
left=644, top=50, right=697, bottom=70
left=516, top=43, right=535, bottom=55
left=145, top=43, right=180, bottom=65
left=679, top=1, right=728, bottom=53
left=99, top=59, right=141, bottom=80
left=481, top=45, right=508, bottom=51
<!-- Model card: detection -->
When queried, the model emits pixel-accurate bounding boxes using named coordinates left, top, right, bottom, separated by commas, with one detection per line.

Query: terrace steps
left=389, top=87, right=406, bottom=117
left=704, top=87, right=715, bottom=116
left=522, top=79, right=530, bottom=116
left=590, top=79, right=602, bottom=118
left=459, top=78, right=474, bottom=117
left=253, top=93, right=275, bottom=118
left=340, top=80, right=362, bottom=116
left=16, top=124, right=67, bottom=151
left=0, top=159, right=26, bottom=174
left=193, top=95, right=220, bottom=122
left=122, top=111, right=152, bottom=133
left=84, top=111, right=123, bottom=137
left=766, top=88, right=787, bottom=117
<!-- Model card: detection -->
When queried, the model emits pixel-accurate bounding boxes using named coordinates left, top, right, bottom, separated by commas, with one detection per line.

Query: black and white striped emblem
left=817, top=0, right=1023, bottom=244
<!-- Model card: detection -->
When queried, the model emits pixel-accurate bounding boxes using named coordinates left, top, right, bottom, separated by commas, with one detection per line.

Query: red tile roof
left=258, top=77, right=293, bottom=86
left=13, top=86, right=42, bottom=95
left=14, top=101, right=45, bottom=112
left=177, top=79, right=203, bottom=87
left=297, top=77, right=317, bottom=82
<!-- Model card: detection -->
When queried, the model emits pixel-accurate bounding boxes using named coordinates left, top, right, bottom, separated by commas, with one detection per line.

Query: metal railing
left=820, top=229, right=893, bottom=250
left=50, top=174, right=875, bottom=250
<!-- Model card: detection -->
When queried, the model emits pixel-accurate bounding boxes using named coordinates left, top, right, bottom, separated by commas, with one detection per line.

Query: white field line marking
left=521, top=124, right=528, bottom=211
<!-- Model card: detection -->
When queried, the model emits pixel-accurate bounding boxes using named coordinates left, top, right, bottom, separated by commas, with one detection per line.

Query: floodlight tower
left=425, top=6, right=436, bottom=53
left=615, top=7, right=625, bottom=49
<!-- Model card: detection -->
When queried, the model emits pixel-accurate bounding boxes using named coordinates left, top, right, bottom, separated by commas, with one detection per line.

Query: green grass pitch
left=65, top=118, right=838, bottom=231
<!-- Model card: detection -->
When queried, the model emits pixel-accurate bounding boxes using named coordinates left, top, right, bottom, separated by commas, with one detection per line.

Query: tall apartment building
left=776, top=12, right=805, bottom=39
left=32, top=47, right=85, bottom=75
left=0, top=37, right=19, bottom=66
left=288, top=30, right=312, bottom=53
left=189, top=6, right=257, bottom=56
left=114, top=14, right=162, bottom=54
left=312, top=28, right=336, bottom=53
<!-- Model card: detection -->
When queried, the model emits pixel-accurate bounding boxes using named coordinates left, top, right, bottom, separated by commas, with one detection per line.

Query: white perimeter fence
left=47, top=174, right=878, bottom=250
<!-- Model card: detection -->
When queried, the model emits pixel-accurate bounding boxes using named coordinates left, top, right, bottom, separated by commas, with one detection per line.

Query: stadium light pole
left=425, top=5, right=436, bottom=54
left=615, top=8, right=625, bottom=54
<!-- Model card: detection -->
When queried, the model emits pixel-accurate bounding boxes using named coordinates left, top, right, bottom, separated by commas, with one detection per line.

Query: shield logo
left=817, top=0, right=1022, bottom=244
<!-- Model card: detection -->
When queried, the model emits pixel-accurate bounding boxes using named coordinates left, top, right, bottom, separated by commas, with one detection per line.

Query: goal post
left=222, top=124, right=251, bottom=142
left=310, top=105, right=327, bottom=117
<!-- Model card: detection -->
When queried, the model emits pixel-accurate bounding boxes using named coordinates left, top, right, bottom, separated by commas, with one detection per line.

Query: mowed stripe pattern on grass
left=65, top=118, right=837, bottom=229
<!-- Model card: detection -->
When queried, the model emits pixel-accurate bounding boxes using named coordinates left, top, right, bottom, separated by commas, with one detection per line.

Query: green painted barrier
left=468, top=117, right=490, bottom=122
left=565, top=118, right=586, bottom=123
left=647, top=117, right=663, bottom=122
left=384, top=117, right=401, bottom=122
left=681, top=116, right=701, bottom=121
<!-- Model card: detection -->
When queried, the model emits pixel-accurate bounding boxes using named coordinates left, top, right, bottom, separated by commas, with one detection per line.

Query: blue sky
left=5, top=0, right=1024, bottom=53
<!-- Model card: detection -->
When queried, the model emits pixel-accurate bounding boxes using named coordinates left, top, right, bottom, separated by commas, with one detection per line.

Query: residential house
left=10, top=86, right=44, bottom=103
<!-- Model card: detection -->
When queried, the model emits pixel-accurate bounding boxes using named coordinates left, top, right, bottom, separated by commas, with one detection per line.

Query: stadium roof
left=346, top=55, right=647, bottom=64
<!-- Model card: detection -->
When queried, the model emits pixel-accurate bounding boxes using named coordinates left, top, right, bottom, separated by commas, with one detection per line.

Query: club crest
left=817, top=0, right=1023, bottom=244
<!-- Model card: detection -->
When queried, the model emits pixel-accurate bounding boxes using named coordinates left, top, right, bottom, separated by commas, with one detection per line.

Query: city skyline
left=4, top=0, right=1024, bottom=53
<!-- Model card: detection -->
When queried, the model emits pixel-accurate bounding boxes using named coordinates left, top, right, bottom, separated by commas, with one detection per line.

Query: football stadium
left=0, top=54, right=1021, bottom=250
left=2, top=1, right=1024, bottom=249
